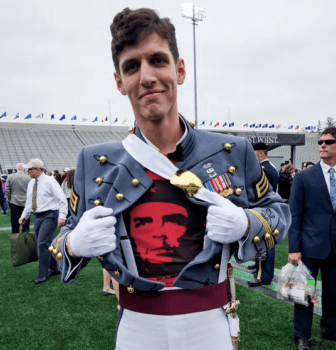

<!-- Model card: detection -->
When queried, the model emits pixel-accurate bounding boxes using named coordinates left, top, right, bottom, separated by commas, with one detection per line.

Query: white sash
left=122, top=134, right=230, bottom=283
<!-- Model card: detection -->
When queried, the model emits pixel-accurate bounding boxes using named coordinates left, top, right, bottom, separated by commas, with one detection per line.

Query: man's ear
left=114, top=72, right=127, bottom=95
left=176, top=58, right=186, bottom=85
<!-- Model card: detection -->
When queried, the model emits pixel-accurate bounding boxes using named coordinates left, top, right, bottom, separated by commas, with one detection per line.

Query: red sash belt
left=119, top=280, right=229, bottom=315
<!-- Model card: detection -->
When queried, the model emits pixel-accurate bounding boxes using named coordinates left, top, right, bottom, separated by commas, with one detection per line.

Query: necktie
left=32, top=179, right=37, bottom=212
left=329, top=168, right=336, bottom=210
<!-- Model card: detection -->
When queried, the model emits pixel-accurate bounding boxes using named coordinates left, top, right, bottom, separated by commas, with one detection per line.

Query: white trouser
left=116, top=307, right=233, bottom=350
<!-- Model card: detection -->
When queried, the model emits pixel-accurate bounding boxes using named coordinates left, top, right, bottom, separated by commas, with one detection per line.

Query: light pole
left=181, top=3, right=206, bottom=129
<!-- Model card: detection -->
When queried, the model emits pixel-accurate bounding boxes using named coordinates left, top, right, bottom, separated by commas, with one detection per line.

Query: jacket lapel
left=312, top=163, right=333, bottom=208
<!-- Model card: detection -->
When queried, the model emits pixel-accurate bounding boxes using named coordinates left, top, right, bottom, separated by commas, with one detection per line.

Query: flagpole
left=228, top=107, right=230, bottom=130
left=109, top=99, right=112, bottom=128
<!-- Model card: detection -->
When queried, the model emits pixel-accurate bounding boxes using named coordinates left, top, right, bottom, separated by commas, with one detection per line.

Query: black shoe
left=247, top=264, right=257, bottom=270
left=34, top=277, right=47, bottom=284
left=47, top=270, right=61, bottom=279
left=295, top=337, right=311, bottom=350
left=248, top=279, right=271, bottom=287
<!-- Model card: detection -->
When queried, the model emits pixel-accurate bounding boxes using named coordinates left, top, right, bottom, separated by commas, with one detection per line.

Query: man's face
left=27, top=168, right=39, bottom=179
left=319, top=133, right=336, bottom=163
left=114, top=32, right=186, bottom=123
left=130, top=202, right=188, bottom=264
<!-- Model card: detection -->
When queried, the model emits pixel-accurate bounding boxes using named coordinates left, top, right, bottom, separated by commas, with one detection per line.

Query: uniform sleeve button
left=116, top=193, right=124, bottom=201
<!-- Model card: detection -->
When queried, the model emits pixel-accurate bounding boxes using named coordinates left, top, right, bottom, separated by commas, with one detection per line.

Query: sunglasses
left=28, top=168, right=37, bottom=171
left=318, top=140, right=336, bottom=146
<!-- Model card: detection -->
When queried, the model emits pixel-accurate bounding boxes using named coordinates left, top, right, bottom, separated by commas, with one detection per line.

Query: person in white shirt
left=19, top=159, right=68, bottom=284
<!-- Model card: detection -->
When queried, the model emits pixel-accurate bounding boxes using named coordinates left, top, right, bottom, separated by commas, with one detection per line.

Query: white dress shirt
left=320, top=160, right=336, bottom=193
left=22, top=173, right=68, bottom=220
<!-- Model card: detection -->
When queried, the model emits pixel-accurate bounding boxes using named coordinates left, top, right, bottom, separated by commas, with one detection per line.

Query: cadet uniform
left=51, top=115, right=290, bottom=349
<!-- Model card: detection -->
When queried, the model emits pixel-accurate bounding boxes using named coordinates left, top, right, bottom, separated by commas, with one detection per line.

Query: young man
left=51, top=8, right=290, bottom=349
left=289, top=128, right=336, bottom=350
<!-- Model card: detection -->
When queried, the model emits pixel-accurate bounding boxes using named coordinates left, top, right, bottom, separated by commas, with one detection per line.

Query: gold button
left=94, top=199, right=102, bottom=206
left=114, top=270, right=121, bottom=277
left=48, top=246, right=54, bottom=252
left=99, top=156, right=107, bottom=164
left=95, top=177, right=103, bottom=186
left=132, top=178, right=140, bottom=187
left=127, top=285, right=135, bottom=294
left=116, top=193, right=124, bottom=201
left=264, top=233, right=272, bottom=240
left=128, top=127, right=135, bottom=134
left=272, top=229, right=279, bottom=237
left=223, top=143, right=231, bottom=151
left=253, top=236, right=260, bottom=244
left=97, top=256, right=104, bottom=261
left=235, top=188, right=242, bottom=196
left=53, top=248, right=58, bottom=255
left=56, top=252, right=63, bottom=260
left=189, top=121, right=196, bottom=128
left=214, top=264, right=220, bottom=270
left=228, top=166, right=236, bottom=174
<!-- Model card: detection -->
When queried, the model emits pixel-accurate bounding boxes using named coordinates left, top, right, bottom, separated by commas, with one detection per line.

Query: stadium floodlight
left=181, top=3, right=206, bottom=128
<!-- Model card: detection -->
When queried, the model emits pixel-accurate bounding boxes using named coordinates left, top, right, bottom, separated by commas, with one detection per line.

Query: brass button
left=235, top=188, right=242, bottom=196
left=114, top=270, right=121, bottom=277
left=223, top=143, right=231, bottom=151
left=48, top=246, right=54, bottom=252
left=189, top=121, right=196, bottom=128
left=214, top=263, right=220, bottom=270
left=99, top=156, right=107, bottom=164
left=132, top=178, right=140, bottom=187
left=116, top=193, right=124, bottom=201
left=53, top=248, right=58, bottom=255
left=127, top=285, right=135, bottom=294
left=56, top=252, right=63, bottom=260
left=95, top=177, right=103, bottom=186
left=272, top=229, right=279, bottom=237
left=94, top=198, right=102, bottom=206
left=97, top=256, right=104, bottom=261
left=253, top=236, right=260, bottom=244
left=264, top=233, right=272, bottom=240
left=128, top=127, right=135, bottom=134
left=228, top=166, right=236, bottom=174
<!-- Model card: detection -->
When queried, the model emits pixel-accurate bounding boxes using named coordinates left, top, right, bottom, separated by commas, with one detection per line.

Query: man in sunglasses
left=289, top=127, right=336, bottom=349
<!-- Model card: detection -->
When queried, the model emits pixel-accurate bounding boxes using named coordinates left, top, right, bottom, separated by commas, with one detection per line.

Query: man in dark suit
left=289, top=127, right=336, bottom=350
left=248, top=142, right=280, bottom=287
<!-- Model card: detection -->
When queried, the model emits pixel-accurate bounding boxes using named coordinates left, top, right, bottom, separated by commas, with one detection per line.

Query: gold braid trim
left=247, top=209, right=275, bottom=248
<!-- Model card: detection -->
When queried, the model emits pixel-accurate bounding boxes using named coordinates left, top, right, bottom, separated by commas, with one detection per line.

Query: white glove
left=206, top=201, right=248, bottom=244
left=69, top=206, right=117, bottom=258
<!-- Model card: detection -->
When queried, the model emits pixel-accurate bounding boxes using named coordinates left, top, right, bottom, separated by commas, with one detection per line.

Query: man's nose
left=139, top=62, right=156, bottom=87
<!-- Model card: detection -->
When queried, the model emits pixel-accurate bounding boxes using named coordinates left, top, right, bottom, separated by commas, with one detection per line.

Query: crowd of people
left=2, top=6, right=335, bottom=350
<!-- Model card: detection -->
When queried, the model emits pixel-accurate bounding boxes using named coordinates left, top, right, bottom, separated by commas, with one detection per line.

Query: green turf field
left=1, top=211, right=335, bottom=349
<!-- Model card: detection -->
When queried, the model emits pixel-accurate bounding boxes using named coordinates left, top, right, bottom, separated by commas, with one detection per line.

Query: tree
left=317, top=120, right=322, bottom=134
left=325, top=116, right=335, bottom=128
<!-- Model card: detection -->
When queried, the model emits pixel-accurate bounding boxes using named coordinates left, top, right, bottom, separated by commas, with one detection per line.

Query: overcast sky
left=1, top=0, right=335, bottom=130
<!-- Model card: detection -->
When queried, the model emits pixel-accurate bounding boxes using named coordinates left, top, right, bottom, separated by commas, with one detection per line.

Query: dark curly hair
left=110, top=8, right=179, bottom=74
left=321, top=127, right=336, bottom=139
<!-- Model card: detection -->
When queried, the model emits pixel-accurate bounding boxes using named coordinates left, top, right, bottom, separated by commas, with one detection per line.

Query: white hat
left=24, top=158, right=44, bottom=169
left=64, top=168, right=70, bottom=172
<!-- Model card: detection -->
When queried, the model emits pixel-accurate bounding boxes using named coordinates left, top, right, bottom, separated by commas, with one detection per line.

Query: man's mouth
left=140, top=90, right=164, bottom=99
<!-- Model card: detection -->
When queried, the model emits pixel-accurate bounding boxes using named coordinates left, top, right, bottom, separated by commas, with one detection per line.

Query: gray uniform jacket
left=52, top=115, right=291, bottom=292
left=5, top=171, right=31, bottom=207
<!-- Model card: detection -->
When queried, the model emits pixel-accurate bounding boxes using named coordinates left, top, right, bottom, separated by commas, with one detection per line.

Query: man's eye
left=125, top=62, right=139, bottom=72
left=152, top=57, right=165, bottom=65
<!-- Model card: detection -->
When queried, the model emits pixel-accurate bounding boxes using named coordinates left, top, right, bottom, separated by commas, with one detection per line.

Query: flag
left=14, top=113, right=19, bottom=120
left=269, top=124, right=275, bottom=128
left=92, top=116, right=98, bottom=122
left=105, top=117, right=108, bottom=122
left=249, top=123, right=255, bottom=128
left=0, top=112, right=6, bottom=119
left=276, top=124, right=281, bottom=129
left=200, top=120, right=205, bottom=126
left=223, top=122, right=227, bottom=127
left=243, top=123, right=248, bottom=127
left=262, top=124, right=268, bottom=128
left=288, top=125, right=293, bottom=129
left=305, top=126, right=311, bottom=130
left=59, top=115, right=65, bottom=121
left=35, top=113, right=43, bottom=118
left=112, top=117, right=118, bottom=123
left=51, top=114, right=54, bottom=120
left=311, top=126, right=317, bottom=130
left=24, top=114, right=32, bottom=119
left=229, top=122, right=234, bottom=127
left=214, top=122, right=219, bottom=127
left=122, top=118, right=127, bottom=124
left=82, top=118, right=87, bottom=122
left=295, top=125, right=299, bottom=130
left=209, top=121, right=212, bottom=126
left=256, top=124, right=261, bottom=128
left=71, top=115, right=77, bottom=121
